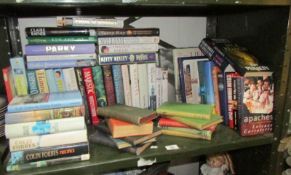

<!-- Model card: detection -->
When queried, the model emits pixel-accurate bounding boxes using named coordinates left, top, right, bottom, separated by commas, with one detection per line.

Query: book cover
left=7, top=90, right=83, bottom=113
left=112, top=65, right=125, bottom=105
left=95, top=28, right=160, bottom=37
left=161, top=127, right=212, bottom=140
left=107, top=118, right=153, bottom=138
left=138, top=64, right=149, bottom=108
left=5, top=106, right=85, bottom=124
left=98, top=36, right=160, bottom=45
left=82, top=67, right=99, bottom=125
left=147, top=63, right=157, bottom=110
left=9, top=129, right=88, bottom=151
left=99, top=44, right=159, bottom=54
left=27, top=59, right=97, bottom=69
left=25, top=44, right=96, bottom=55
left=102, top=65, right=116, bottom=106
left=2, top=67, right=16, bottom=102
left=63, top=68, right=79, bottom=91
left=92, top=65, right=107, bottom=107
left=121, top=65, right=132, bottom=106
left=9, top=142, right=89, bottom=165
left=26, top=53, right=96, bottom=62
left=27, top=70, right=39, bottom=95
left=129, top=64, right=140, bottom=108
left=156, top=102, right=214, bottom=120
left=98, top=53, right=157, bottom=65
left=10, top=57, right=28, bottom=96
left=45, top=69, right=58, bottom=93
left=97, top=104, right=157, bottom=125
left=5, top=116, right=86, bottom=138
left=27, top=36, right=97, bottom=44
left=35, top=69, right=49, bottom=94
left=25, top=27, right=96, bottom=37
left=53, top=69, right=65, bottom=92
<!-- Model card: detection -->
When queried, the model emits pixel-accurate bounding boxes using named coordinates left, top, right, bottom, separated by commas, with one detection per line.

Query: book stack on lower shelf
left=156, top=102, right=223, bottom=140
left=4, top=90, right=90, bottom=172
left=89, top=105, right=161, bottom=155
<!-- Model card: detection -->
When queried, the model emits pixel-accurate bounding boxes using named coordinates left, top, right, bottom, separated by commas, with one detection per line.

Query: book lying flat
left=160, top=126, right=212, bottom=140
left=97, top=104, right=157, bottom=125
left=122, top=129, right=162, bottom=146
left=156, top=102, right=214, bottom=119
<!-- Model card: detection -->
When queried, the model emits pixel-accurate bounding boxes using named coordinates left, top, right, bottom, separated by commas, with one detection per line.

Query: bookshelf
left=0, top=1, right=290, bottom=175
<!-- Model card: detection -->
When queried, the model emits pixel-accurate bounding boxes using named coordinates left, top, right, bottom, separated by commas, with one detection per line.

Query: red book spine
left=82, top=67, right=99, bottom=125
left=102, top=65, right=116, bottom=106
left=2, top=67, right=14, bottom=102
left=158, top=118, right=191, bottom=128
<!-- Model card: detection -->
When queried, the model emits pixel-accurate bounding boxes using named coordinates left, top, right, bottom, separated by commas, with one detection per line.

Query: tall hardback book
left=95, top=28, right=160, bottom=37
left=5, top=116, right=86, bottom=138
left=97, top=104, right=157, bottom=125
left=9, top=129, right=88, bottom=151
left=35, top=69, right=49, bottom=93
left=82, top=67, right=99, bottom=125
left=27, top=70, right=39, bottom=95
left=121, top=65, right=132, bottom=106
left=7, top=90, right=83, bottom=113
left=27, top=36, right=97, bottom=44
left=25, top=27, right=96, bottom=37
left=2, top=67, right=16, bottom=102
left=156, top=102, right=214, bottom=120
left=10, top=57, right=28, bottom=96
left=92, top=65, right=108, bottom=107
left=112, top=65, right=125, bottom=105
left=102, top=65, right=116, bottom=106
left=107, top=118, right=153, bottom=138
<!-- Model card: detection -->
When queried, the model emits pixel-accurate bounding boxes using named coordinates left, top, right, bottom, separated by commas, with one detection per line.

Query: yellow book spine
left=157, top=110, right=210, bottom=119
left=161, top=130, right=211, bottom=140
left=36, top=69, right=49, bottom=93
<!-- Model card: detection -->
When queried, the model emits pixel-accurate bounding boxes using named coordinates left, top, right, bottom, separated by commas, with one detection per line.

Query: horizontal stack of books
left=4, top=91, right=89, bottom=172
left=90, top=105, right=161, bottom=155
left=156, top=102, right=223, bottom=140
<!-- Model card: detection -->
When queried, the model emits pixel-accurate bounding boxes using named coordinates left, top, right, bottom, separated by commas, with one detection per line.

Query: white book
left=161, top=69, right=168, bottom=104
left=99, top=43, right=159, bottom=54
left=26, top=53, right=97, bottom=62
left=137, top=64, right=149, bottom=109
left=9, top=129, right=88, bottom=152
left=147, top=63, right=157, bottom=110
left=63, top=68, right=79, bottom=91
left=121, top=65, right=132, bottom=106
left=156, top=67, right=162, bottom=108
left=172, top=48, right=203, bottom=102
left=98, top=36, right=160, bottom=45
left=5, top=116, right=85, bottom=139
left=129, top=64, right=140, bottom=108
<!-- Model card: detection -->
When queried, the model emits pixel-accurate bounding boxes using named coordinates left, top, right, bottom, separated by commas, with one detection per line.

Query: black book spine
left=25, top=27, right=92, bottom=37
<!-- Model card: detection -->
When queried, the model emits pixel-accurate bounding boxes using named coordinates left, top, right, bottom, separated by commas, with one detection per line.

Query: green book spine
left=160, top=126, right=212, bottom=140
left=92, top=65, right=107, bottom=107
left=27, top=36, right=97, bottom=44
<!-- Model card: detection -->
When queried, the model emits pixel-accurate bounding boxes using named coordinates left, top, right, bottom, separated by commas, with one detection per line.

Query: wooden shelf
left=0, top=125, right=274, bottom=175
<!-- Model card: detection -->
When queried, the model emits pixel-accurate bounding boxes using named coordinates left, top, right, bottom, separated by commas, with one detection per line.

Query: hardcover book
left=112, top=65, right=125, bottom=105
left=97, top=104, right=157, bottom=125
left=92, top=65, right=107, bottom=107
left=98, top=53, right=157, bottom=65
left=102, top=65, right=116, bottom=106
left=160, top=126, right=212, bottom=140
left=158, top=118, right=191, bottom=128
left=10, top=57, right=28, bottom=96
left=7, top=90, right=83, bottom=113
left=25, top=27, right=96, bottom=37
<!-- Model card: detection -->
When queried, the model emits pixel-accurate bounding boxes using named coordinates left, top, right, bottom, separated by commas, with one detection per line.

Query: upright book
left=10, top=57, right=28, bottom=96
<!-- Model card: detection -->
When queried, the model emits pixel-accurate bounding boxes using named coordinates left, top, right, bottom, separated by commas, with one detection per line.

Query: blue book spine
left=45, top=69, right=58, bottom=93
left=7, top=91, right=83, bottom=113
left=27, top=59, right=97, bottom=69
left=27, top=70, right=39, bottom=95
left=25, top=44, right=95, bottom=55
left=112, top=65, right=125, bottom=104
left=203, top=61, right=215, bottom=104
left=98, top=53, right=157, bottom=65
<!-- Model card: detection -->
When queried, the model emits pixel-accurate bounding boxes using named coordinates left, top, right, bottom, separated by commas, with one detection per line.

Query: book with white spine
left=147, top=63, right=157, bottom=110
left=98, top=36, right=160, bottom=45
left=99, top=43, right=159, bottom=54
left=26, top=53, right=96, bottom=62
left=138, top=64, right=149, bottom=109
left=129, top=64, right=140, bottom=108
left=161, top=69, right=168, bottom=104
left=156, top=67, right=162, bottom=108
left=121, top=65, right=132, bottom=106
left=63, top=68, right=79, bottom=91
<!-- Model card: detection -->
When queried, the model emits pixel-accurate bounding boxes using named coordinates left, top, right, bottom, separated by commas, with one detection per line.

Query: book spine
left=25, top=27, right=95, bottom=37
left=82, top=67, right=99, bottom=126
left=10, top=57, right=28, bottom=96
left=129, top=64, right=140, bottom=108
left=178, top=58, right=186, bottom=103
left=96, top=28, right=160, bottom=37
left=9, top=129, right=88, bottom=151
left=26, top=53, right=97, bottom=62
left=27, top=59, right=97, bottom=69
left=99, top=44, right=159, bottom=54
left=232, top=74, right=239, bottom=130
left=75, top=68, right=91, bottom=125
left=212, top=66, right=221, bottom=115
left=218, top=72, right=228, bottom=125
left=121, top=65, right=132, bottom=106
left=27, top=70, right=39, bottom=95
left=35, top=69, right=49, bottom=93
left=10, top=142, right=89, bottom=165
left=45, top=69, right=58, bottom=93
left=203, top=61, right=215, bottom=104
left=98, top=36, right=160, bottom=45
left=156, top=67, right=162, bottom=108
left=92, top=65, right=107, bottom=107
left=161, top=127, right=212, bottom=140
left=5, top=106, right=85, bottom=124
left=63, top=68, right=79, bottom=91
left=158, top=118, right=190, bottom=128
left=98, top=53, right=157, bottom=65
left=102, top=65, right=116, bottom=106
left=5, top=116, right=85, bottom=138
left=161, top=69, right=168, bottom=104
left=25, top=44, right=96, bottom=55
left=27, top=36, right=97, bottom=45
left=112, top=65, right=125, bottom=105
left=137, top=64, right=148, bottom=108
left=2, top=67, right=15, bottom=102
left=53, top=69, right=66, bottom=92
left=147, top=63, right=157, bottom=110
left=57, top=16, right=124, bottom=28
left=7, top=154, right=90, bottom=172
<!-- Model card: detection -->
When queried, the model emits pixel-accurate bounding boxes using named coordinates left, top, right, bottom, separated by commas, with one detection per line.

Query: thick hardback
left=5, top=116, right=86, bottom=138
left=25, top=27, right=95, bottom=37
left=102, top=65, right=116, bottom=106
left=98, top=43, right=159, bottom=54
left=27, top=36, right=97, bottom=44
left=98, top=36, right=160, bottom=45
left=5, top=106, right=85, bottom=124
left=92, top=65, right=107, bottom=107
left=27, top=70, right=39, bottom=95
left=95, top=28, right=160, bottom=37
left=98, top=53, right=157, bottom=65
left=9, top=142, right=89, bottom=164
left=9, top=129, right=88, bottom=151
left=161, top=127, right=212, bottom=140
left=27, top=59, right=97, bottom=69
left=97, top=104, right=157, bottom=125
left=10, top=57, right=28, bottom=96
left=7, top=90, right=83, bottom=113
left=25, top=44, right=96, bottom=55
left=112, top=65, right=125, bottom=104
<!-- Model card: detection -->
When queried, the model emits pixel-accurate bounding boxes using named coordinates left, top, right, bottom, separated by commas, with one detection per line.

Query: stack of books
left=4, top=91, right=90, bottom=172
left=90, top=105, right=161, bottom=155
left=156, top=102, right=223, bottom=140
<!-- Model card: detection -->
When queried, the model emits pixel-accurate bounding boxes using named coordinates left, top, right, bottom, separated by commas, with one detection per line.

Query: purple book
left=25, top=44, right=96, bottom=55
